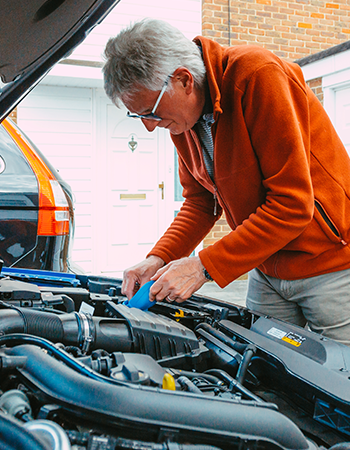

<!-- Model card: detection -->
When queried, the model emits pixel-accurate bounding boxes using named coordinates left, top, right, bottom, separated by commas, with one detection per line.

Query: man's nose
left=141, top=118, right=159, bottom=132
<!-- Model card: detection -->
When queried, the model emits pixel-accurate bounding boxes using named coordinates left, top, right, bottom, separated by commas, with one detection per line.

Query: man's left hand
left=149, top=256, right=209, bottom=303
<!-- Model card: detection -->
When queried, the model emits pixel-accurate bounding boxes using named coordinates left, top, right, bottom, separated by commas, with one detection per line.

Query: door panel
left=97, top=97, right=162, bottom=275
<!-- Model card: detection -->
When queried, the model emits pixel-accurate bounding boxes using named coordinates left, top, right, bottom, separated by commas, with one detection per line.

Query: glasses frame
left=126, top=75, right=172, bottom=121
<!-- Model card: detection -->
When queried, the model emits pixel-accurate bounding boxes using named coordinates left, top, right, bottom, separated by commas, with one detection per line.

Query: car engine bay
left=0, top=264, right=350, bottom=450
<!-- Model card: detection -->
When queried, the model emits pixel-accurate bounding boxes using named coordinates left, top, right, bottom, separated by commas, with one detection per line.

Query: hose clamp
left=77, top=312, right=93, bottom=354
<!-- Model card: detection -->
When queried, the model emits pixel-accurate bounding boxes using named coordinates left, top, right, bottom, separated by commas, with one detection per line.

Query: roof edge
left=295, top=40, right=350, bottom=66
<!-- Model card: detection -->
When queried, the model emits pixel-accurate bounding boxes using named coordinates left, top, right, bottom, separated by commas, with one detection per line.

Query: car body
left=0, top=1, right=350, bottom=450
left=0, top=117, right=74, bottom=271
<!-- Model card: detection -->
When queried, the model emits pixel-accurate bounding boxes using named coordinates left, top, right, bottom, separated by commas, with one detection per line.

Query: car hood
left=0, top=0, right=120, bottom=123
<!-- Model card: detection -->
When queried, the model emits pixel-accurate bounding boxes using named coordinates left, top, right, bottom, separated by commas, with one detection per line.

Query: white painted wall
left=70, top=0, right=202, bottom=62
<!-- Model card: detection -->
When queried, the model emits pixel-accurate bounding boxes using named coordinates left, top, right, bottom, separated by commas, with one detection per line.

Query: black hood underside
left=0, top=0, right=119, bottom=122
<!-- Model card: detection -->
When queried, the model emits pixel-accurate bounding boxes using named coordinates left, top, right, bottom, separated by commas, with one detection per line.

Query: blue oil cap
left=124, top=280, right=156, bottom=311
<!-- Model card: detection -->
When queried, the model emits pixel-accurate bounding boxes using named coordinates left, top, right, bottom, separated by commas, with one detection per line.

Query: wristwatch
left=203, top=268, right=213, bottom=281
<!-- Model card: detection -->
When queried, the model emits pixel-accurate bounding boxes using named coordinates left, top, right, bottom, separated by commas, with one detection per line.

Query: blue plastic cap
left=124, top=280, right=156, bottom=311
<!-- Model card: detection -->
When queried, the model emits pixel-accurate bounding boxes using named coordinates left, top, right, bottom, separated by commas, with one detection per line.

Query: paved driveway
left=196, top=279, right=248, bottom=307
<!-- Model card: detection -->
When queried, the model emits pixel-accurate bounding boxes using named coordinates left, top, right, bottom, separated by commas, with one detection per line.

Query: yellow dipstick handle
left=162, top=373, right=176, bottom=390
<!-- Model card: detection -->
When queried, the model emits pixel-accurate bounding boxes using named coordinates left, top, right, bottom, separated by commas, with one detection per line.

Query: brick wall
left=307, top=77, right=324, bottom=103
left=202, top=0, right=350, bottom=61
left=203, top=212, right=232, bottom=248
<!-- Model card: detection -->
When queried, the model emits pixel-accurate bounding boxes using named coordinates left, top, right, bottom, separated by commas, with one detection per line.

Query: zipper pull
left=213, top=187, right=218, bottom=216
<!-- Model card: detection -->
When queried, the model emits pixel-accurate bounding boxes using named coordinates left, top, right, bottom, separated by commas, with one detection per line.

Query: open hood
left=0, top=0, right=120, bottom=123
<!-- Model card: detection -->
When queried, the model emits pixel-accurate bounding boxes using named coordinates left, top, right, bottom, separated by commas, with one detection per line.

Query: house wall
left=202, top=0, right=350, bottom=251
left=202, top=0, right=350, bottom=60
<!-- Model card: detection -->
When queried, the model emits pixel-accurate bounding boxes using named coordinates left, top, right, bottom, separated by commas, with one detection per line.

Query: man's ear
left=172, top=67, right=194, bottom=94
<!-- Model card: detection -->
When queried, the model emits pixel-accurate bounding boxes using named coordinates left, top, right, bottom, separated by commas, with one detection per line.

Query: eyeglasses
left=127, top=75, right=171, bottom=121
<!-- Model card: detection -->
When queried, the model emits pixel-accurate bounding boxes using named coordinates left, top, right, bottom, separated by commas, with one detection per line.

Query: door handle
left=158, top=181, right=164, bottom=200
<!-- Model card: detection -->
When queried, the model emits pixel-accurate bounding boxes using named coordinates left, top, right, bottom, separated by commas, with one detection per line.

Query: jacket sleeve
left=199, top=62, right=315, bottom=286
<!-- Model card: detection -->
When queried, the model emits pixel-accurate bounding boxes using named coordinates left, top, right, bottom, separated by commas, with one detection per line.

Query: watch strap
left=203, top=268, right=213, bottom=281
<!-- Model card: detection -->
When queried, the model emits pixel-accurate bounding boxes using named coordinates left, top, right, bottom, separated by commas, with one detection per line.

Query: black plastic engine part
left=39, top=286, right=118, bottom=316
left=109, top=353, right=168, bottom=386
left=105, top=303, right=204, bottom=363
left=0, top=278, right=42, bottom=301
left=0, top=278, right=75, bottom=312
left=218, top=317, right=350, bottom=437
left=78, top=352, right=169, bottom=386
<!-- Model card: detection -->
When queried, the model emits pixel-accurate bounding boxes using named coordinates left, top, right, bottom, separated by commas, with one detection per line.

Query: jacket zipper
left=213, top=186, right=218, bottom=216
left=314, top=200, right=347, bottom=245
left=190, top=128, right=218, bottom=217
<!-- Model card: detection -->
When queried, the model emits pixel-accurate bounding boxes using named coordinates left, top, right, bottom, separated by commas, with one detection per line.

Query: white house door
left=335, top=85, right=350, bottom=156
left=95, top=90, right=168, bottom=276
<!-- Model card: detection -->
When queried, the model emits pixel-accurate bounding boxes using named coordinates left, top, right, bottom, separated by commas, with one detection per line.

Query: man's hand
left=149, top=256, right=209, bottom=303
left=122, top=255, right=165, bottom=299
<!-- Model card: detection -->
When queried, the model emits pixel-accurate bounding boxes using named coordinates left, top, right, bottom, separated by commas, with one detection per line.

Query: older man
left=103, top=19, right=350, bottom=344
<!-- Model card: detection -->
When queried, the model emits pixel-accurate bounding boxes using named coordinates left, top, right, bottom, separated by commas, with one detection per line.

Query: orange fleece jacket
left=148, top=37, right=350, bottom=287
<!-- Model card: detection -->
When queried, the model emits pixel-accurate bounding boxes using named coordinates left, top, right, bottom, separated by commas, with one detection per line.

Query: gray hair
left=103, top=18, right=206, bottom=106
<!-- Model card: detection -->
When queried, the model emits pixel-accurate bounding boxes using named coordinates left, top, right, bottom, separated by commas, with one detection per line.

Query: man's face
left=123, top=68, right=205, bottom=135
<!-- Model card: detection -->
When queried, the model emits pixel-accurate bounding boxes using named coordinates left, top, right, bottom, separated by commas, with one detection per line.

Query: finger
left=149, top=280, right=172, bottom=302
left=122, top=276, right=139, bottom=300
left=150, top=264, right=170, bottom=281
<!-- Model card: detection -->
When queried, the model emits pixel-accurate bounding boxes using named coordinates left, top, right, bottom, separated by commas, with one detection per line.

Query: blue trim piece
left=1, top=266, right=80, bottom=287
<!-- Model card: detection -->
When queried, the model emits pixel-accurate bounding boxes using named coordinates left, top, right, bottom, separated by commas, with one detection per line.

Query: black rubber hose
left=170, top=369, right=223, bottom=386
left=236, top=345, right=256, bottom=385
left=0, top=309, right=133, bottom=353
left=60, top=295, right=75, bottom=313
left=204, top=368, right=265, bottom=404
left=195, top=322, right=248, bottom=353
left=177, top=376, right=203, bottom=394
left=0, top=413, right=49, bottom=450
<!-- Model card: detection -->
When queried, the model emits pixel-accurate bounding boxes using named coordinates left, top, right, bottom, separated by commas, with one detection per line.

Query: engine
left=0, top=272, right=350, bottom=450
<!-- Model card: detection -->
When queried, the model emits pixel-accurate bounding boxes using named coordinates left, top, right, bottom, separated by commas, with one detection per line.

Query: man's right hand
left=122, top=255, right=165, bottom=300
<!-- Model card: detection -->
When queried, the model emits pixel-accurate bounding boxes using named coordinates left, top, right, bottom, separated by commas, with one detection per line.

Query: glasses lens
left=127, top=112, right=161, bottom=121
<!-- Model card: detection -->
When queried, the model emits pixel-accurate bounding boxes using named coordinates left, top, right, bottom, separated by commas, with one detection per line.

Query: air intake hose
left=0, top=308, right=132, bottom=353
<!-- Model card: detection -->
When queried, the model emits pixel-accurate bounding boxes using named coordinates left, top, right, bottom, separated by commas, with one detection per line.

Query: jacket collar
left=193, top=36, right=224, bottom=121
